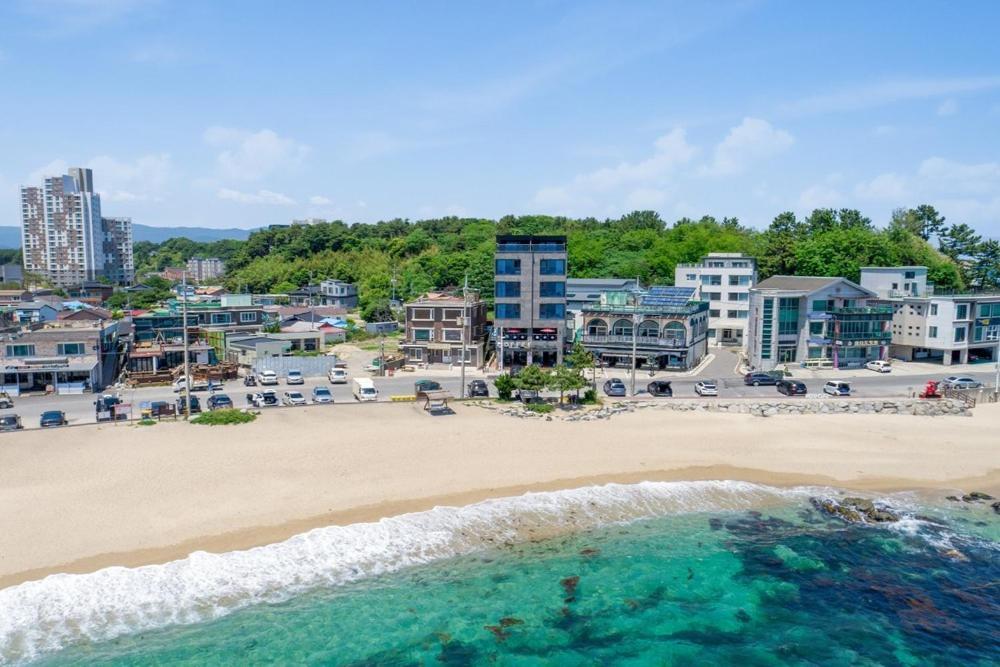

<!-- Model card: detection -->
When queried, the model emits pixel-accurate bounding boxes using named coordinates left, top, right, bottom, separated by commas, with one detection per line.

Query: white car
left=942, top=376, right=982, bottom=390
left=312, top=387, right=333, bottom=403
left=694, top=380, right=718, bottom=396
left=258, top=370, right=279, bottom=385
left=286, top=370, right=304, bottom=385
left=866, top=360, right=892, bottom=373
left=283, top=390, right=307, bottom=406
left=328, top=368, right=348, bottom=384
left=173, top=376, right=208, bottom=392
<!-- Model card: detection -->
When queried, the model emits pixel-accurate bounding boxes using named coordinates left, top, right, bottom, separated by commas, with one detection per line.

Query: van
left=823, top=380, right=851, bottom=396
left=353, top=378, right=378, bottom=402
left=328, top=368, right=348, bottom=384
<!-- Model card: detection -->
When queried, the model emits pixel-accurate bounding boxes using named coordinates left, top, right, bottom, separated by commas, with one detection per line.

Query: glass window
left=904, top=271, right=915, bottom=279
left=809, top=321, right=824, bottom=335
left=495, top=303, right=521, bottom=319
left=495, top=259, right=521, bottom=275
left=5, top=344, right=36, bottom=357
left=495, top=281, right=520, bottom=298
left=709, top=309, right=720, bottom=317
left=811, top=299, right=833, bottom=312
left=956, top=304, right=968, bottom=319
left=539, top=259, right=565, bottom=275
left=57, top=342, right=86, bottom=355
left=612, top=319, right=633, bottom=336
left=443, top=329, right=462, bottom=342
left=977, top=304, right=989, bottom=317
left=539, top=281, right=565, bottom=297
left=685, top=274, right=697, bottom=281
left=412, top=329, right=431, bottom=342
left=586, top=319, right=607, bottom=336
left=930, top=304, right=938, bottom=316
left=210, top=313, right=231, bottom=325
left=728, top=292, right=749, bottom=301
left=929, top=326, right=938, bottom=338
left=954, top=326, right=966, bottom=343
left=778, top=298, right=800, bottom=335
left=701, top=274, right=722, bottom=286
left=412, top=308, right=432, bottom=320
left=704, top=292, right=721, bottom=301
left=538, top=303, right=565, bottom=319
left=240, top=311, right=256, bottom=323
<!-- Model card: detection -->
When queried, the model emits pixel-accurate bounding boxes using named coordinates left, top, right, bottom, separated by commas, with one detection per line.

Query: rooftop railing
left=496, top=242, right=567, bottom=253
left=829, top=306, right=894, bottom=316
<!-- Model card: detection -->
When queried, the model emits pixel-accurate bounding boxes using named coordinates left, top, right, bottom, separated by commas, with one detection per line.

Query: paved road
left=1, top=363, right=996, bottom=432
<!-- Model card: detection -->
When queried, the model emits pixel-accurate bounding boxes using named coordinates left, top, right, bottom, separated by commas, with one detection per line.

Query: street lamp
left=630, top=312, right=641, bottom=396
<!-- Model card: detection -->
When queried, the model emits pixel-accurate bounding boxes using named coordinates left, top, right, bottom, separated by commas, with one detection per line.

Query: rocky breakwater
left=812, top=496, right=900, bottom=523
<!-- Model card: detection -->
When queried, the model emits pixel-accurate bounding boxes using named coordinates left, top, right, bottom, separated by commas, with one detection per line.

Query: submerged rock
left=812, top=497, right=900, bottom=524
left=961, top=491, right=995, bottom=502
left=991, top=501, right=1000, bottom=515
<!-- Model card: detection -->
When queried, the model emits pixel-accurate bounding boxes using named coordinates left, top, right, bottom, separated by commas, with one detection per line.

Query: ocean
left=2, top=481, right=997, bottom=665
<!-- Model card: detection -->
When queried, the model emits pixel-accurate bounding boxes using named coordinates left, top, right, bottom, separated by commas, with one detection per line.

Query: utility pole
left=498, top=325, right=504, bottom=372
left=181, top=271, right=191, bottom=421
left=461, top=274, right=469, bottom=398
left=379, top=333, right=386, bottom=378
left=630, top=311, right=640, bottom=397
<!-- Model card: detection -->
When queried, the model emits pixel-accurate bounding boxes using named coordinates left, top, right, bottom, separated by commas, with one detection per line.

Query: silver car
left=311, top=386, right=334, bottom=404
left=695, top=380, right=718, bottom=396
left=282, top=390, right=307, bottom=406
left=942, top=376, right=982, bottom=389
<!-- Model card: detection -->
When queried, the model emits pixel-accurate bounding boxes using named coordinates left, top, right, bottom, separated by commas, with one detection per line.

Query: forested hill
left=125, top=206, right=995, bottom=321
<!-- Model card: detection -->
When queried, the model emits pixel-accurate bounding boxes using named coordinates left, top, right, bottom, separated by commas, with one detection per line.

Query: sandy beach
left=1, top=402, right=998, bottom=589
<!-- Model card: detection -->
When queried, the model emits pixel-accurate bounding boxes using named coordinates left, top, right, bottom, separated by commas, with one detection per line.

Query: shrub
left=494, top=373, right=515, bottom=401
left=582, top=388, right=599, bottom=404
left=190, top=409, right=258, bottom=426
left=524, top=402, right=554, bottom=414
left=137, top=418, right=157, bottom=427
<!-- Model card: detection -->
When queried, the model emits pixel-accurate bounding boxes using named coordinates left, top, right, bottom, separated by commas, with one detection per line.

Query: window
left=954, top=326, right=966, bottom=343
left=57, top=342, right=86, bottom=355
left=811, top=299, right=833, bottom=312
left=539, top=259, right=565, bottom=275
left=495, top=281, right=520, bottom=298
left=538, top=303, right=565, bottom=319
left=956, top=304, right=968, bottom=319
left=443, top=309, right=463, bottom=321
left=612, top=319, right=633, bottom=336
left=5, top=344, right=36, bottom=357
left=685, top=273, right=697, bottom=281
left=210, top=313, right=231, bottom=325
left=637, top=320, right=659, bottom=338
left=239, top=311, right=256, bottom=323
left=443, top=329, right=462, bottom=342
left=495, top=303, right=521, bottom=319
left=705, top=292, right=722, bottom=301
left=930, top=304, right=938, bottom=316
left=701, top=274, right=722, bottom=286
left=412, top=329, right=431, bottom=342
left=728, top=292, right=749, bottom=301
left=778, top=298, right=800, bottom=335
left=709, top=309, right=720, bottom=317
left=412, top=308, right=432, bottom=321
left=929, top=326, right=938, bottom=338
left=407, top=348, right=423, bottom=361
left=977, top=304, right=990, bottom=318
left=904, top=270, right=916, bottom=279
left=809, top=321, right=825, bottom=335
left=729, top=275, right=751, bottom=286
left=539, top=281, right=565, bottom=297
left=586, top=319, right=607, bottom=336
left=495, top=259, right=521, bottom=275
left=761, top=298, right=774, bottom=359
left=727, top=310, right=748, bottom=319
left=663, top=322, right=685, bottom=342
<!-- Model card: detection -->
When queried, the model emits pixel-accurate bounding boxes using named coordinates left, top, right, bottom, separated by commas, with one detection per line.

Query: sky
left=1, top=0, right=999, bottom=236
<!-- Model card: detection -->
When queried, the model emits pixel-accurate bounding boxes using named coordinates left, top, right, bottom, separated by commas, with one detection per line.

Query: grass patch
left=137, top=418, right=157, bottom=427
left=524, top=402, right=555, bottom=414
left=190, top=409, right=257, bottom=426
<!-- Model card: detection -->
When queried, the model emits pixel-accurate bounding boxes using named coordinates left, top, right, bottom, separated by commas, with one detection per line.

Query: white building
left=319, top=279, right=358, bottom=309
left=186, top=257, right=225, bottom=282
left=675, top=253, right=756, bottom=346
left=860, top=266, right=1000, bottom=365
left=20, top=168, right=134, bottom=287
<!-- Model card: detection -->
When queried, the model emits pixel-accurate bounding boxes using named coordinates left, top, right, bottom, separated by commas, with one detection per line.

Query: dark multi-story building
left=494, top=235, right=567, bottom=367
left=131, top=297, right=267, bottom=344
left=402, top=291, right=488, bottom=366
left=579, top=287, right=710, bottom=370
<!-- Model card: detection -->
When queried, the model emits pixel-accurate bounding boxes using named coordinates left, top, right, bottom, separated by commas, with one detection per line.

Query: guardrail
left=941, top=386, right=977, bottom=408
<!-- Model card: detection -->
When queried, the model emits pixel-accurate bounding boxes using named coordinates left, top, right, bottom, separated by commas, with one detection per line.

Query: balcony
left=583, top=334, right=686, bottom=348
left=829, top=306, right=894, bottom=316
left=830, top=331, right=892, bottom=343
left=495, top=242, right=567, bottom=253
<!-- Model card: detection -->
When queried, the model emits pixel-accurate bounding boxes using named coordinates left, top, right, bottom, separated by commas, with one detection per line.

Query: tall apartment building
left=860, top=266, right=1000, bottom=365
left=494, top=235, right=567, bottom=367
left=674, top=253, right=757, bottom=347
left=19, top=168, right=134, bottom=287
left=747, top=276, right=892, bottom=371
left=186, top=257, right=226, bottom=282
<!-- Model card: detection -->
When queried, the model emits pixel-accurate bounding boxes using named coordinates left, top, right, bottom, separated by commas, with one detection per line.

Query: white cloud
left=204, top=127, right=309, bottom=181
left=854, top=172, right=908, bottom=201
left=308, top=195, right=332, bottom=206
left=797, top=184, right=843, bottom=210
left=27, top=159, right=70, bottom=185
left=625, top=187, right=668, bottom=209
left=918, top=157, right=1000, bottom=195
left=217, top=188, right=296, bottom=205
left=782, top=75, right=1000, bottom=115
left=531, top=128, right=697, bottom=215
left=702, top=117, right=793, bottom=176
left=88, top=153, right=171, bottom=201
left=936, top=98, right=959, bottom=116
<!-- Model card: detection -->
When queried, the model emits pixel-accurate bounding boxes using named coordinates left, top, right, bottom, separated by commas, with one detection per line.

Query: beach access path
left=1, top=401, right=997, bottom=588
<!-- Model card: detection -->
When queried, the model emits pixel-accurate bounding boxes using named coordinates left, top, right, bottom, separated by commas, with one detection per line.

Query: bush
left=137, top=418, right=157, bottom=427
left=494, top=373, right=515, bottom=401
left=524, top=402, right=554, bottom=414
left=582, top=388, right=599, bottom=404
left=190, top=409, right=258, bottom=426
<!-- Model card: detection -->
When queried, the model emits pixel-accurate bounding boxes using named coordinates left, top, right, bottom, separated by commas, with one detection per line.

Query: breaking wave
left=0, top=481, right=816, bottom=665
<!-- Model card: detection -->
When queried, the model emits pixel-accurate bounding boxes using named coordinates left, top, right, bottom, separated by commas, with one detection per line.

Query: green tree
left=493, top=373, right=515, bottom=401
left=969, top=240, right=1000, bottom=288
left=939, top=223, right=983, bottom=262
left=547, top=364, right=588, bottom=404
left=513, top=365, right=550, bottom=399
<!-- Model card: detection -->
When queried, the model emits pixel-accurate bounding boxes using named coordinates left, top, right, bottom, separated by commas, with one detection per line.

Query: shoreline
left=2, top=402, right=998, bottom=590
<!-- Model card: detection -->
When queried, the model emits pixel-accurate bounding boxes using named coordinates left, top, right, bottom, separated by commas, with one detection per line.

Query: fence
left=252, top=356, right=342, bottom=378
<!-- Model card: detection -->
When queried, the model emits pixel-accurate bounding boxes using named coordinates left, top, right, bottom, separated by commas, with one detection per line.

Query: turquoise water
left=29, top=491, right=999, bottom=666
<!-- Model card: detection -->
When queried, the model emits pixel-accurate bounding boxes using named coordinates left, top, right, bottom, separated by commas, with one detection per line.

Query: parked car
left=207, top=393, right=234, bottom=410
left=207, top=380, right=224, bottom=392
left=866, top=360, right=892, bottom=373
left=257, top=370, right=279, bottom=386
left=286, top=370, right=304, bottom=385
left=467, top=379, right=489, bottom=398
left=646, top=380, right=673, bottom=397
left=823, top=380, right=852, bottom=396
left=603, top=378, right=627, bottom=397
left=694, top=380, right=718, bottom=396
left=776, top=379, right=808, bottom=396
left=176, top=395, right=202, bottom=415
left=312, top=386, right=334, bottom=404
left=415, top=379, right=442, bottom=398
left=243, top=375, right=257, bottom=387
left=0, top=392, right=13, bottom=409
left=247, top=391, right=279, bottom=408
left=173, top=376, right=209, bottom=393
left=142, top=401, right=176, bottom=419
left=283, top=390, right=307, bottom=406
left=744, top=372, right=779, bottom=386
left=328, top=368, right=348, bottom=384
left=353, top=378, right=378, bottom=402
left=39, top=410, right=68, bottom=428
left=94, top=394, right=126, bottom=422
left=0, top=414, right=23, bottom=431
left=941, top=376, right=983, bottom=390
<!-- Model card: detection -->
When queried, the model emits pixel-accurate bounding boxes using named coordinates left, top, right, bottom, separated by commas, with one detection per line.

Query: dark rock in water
left=560, top=575, right=580, bottom=602
left=709, top=518, right=723, bottom=531
left=961, top=491, right=995, bottom=502
left=945, top=495, right=960, bottom=502
left=812, top=497, right=899, bottom=524
left=483, top=625, right=509, bottom=642
left=579, top=547, right=600, bottom=558
left=498, top=617, right=523, bottom=628
left=736, top=609, right=751, bottom=623
left=991, top=501, right=1000, bottom=515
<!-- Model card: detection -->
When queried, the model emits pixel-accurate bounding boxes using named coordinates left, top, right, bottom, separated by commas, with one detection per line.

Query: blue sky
left=1, top=0, right=999, bottom=236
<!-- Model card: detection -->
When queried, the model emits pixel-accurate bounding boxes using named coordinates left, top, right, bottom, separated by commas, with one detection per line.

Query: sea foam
left=0, top=480, right=811, bottom=665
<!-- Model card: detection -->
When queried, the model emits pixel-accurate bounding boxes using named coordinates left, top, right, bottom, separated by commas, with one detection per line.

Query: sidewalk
left=759, top=359, right=997, bottom=380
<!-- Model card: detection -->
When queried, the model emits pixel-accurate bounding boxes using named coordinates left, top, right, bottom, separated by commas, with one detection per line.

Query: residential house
left=318, top=279, right=358, bottom=309
left=674, top=253, right=757, bottom=347
left=9, top=302, right=60, bottom=324
left=0, top=319, right=121, bottom=394
left=402, top=291, right=488, bottom=366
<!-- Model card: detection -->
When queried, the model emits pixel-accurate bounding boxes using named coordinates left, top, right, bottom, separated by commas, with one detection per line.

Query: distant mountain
left=0, top=224, right=255, bottom=248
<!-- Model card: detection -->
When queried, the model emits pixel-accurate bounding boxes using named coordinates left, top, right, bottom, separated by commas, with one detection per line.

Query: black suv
left=208, top=394, right=234, bottom=410
left=467, top=380, right=489, bottom=398
left=646, top=380, right=673, bottom=397
left=777, top=380, right=807, bottom=396
left=176, top=395, right=202, bottom=415
left=744, top=372, right=779, bottom=386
